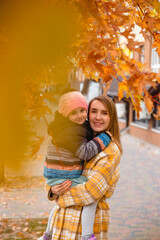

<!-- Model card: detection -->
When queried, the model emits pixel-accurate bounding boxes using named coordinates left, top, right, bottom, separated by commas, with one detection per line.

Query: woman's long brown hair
left=88, top=95, right=123, bottom=153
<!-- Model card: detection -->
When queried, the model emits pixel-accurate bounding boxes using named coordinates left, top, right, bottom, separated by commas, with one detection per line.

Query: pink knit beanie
left=58, top=91, right=88, bottom=117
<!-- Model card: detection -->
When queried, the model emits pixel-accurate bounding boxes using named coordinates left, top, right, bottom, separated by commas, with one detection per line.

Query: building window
left=155, top=118, right=160, bottom=130
left=133, top=101, right=150, bottom=126
left=139, top=45, right=144, bottom=64
left=151, top=47, right=160, bottom=73
left=115, top=102, right=126, bottom=120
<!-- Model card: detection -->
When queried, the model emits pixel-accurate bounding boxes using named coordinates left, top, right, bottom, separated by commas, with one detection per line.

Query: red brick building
left=114, top=37, right=160, bottom=147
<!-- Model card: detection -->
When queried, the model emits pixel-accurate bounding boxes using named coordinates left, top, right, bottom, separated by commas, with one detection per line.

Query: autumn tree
left=0, top=0, right=160, bottom=182
left=71, top=0, right=160, bottom=118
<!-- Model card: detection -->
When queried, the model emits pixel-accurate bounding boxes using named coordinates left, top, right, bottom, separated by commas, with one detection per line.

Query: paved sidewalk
left=1, top=133, right=160, bottom=239
left=108, top=133, right=160, bottom=240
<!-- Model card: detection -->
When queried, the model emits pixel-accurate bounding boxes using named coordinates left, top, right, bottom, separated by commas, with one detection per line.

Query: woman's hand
left=51, top=180, right=72, bottom=195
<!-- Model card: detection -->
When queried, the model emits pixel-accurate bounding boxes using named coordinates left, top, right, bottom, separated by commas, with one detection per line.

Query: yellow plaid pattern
left=50, top=142, right=121, bottom=240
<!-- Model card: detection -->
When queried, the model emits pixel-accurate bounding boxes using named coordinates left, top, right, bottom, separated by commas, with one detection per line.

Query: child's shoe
left=81, top=234, right=97, bottom=240
left=38, top=232, right=52, bottom=240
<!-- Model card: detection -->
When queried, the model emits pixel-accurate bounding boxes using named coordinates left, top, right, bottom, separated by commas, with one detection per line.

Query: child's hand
left=51, top=180, right=72, bottom=195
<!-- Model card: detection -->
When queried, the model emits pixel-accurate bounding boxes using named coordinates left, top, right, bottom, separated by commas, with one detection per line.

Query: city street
left=1, top=133, right=160, bottom=239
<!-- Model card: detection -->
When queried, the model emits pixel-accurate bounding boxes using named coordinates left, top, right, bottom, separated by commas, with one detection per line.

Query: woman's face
left=89, top=100, right=110, bottom=134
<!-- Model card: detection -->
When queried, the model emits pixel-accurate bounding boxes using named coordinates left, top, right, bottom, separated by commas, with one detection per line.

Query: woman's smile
left=93, top=121, right=103, bottom=126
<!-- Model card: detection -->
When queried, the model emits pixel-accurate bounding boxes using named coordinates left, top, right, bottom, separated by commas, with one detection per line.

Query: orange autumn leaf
left=144, top=94, right=154, bottom=114
left=101, top=65, right=116, bottom=83
left=118, top=82, right=129, bottom=100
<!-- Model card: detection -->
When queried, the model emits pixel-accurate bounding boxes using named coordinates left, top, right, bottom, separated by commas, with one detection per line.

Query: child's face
left=68, top=107, right=87, bottom=124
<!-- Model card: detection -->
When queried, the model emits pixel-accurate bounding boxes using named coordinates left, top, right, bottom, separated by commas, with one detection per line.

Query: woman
left=48, top=95, right=122, bottom=240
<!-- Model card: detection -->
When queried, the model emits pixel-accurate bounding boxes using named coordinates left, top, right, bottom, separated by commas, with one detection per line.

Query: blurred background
left=0, top=0, right=160, bottom=239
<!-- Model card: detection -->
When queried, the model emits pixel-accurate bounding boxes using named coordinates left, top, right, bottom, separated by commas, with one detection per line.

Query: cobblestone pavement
left=108, top=133, right=160, bottom=240
left=1, top=133, right=160, bottom=240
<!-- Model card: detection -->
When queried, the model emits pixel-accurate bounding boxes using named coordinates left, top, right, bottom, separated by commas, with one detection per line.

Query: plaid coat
left=50, top=141, right=121, bottom=240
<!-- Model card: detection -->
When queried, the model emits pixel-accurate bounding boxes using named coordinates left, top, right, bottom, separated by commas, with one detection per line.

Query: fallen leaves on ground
left=0, top=218, right=47, bottom=240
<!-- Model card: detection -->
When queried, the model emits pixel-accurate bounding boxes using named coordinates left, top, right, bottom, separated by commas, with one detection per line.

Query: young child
left=39, top=89, right=111, bottom=240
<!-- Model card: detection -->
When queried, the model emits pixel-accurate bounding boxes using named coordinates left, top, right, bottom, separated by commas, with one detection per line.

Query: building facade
left=115, top=37, right=160, bottom=147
